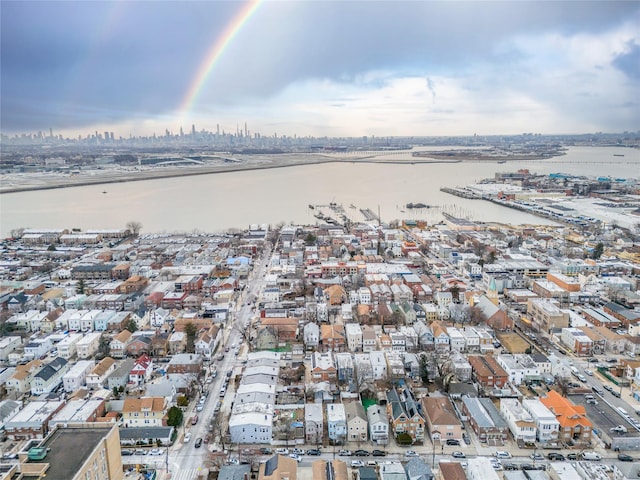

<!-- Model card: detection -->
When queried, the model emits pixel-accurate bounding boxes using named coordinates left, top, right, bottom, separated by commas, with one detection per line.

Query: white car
left=351, top=460, right=365, bottom=468
left=184, top=432, right=192, bottom=442
left=405, top=451, right=419, bottom=457
left=338, top=450, right=352, bottom=456
left=495, top=451, right=511, bottom=459
left=149, top=448, right=163, bottom=456
left=585, top=369, right=593, bottom=376
left=289, top=454, right=302, bottom=462
left=276, top=448, right=289, bottom=455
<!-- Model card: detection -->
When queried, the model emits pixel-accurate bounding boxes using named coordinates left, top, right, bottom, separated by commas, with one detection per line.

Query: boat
left=102, top=190, right=107, bottom=194
left=406, top=202, right=428, bottom=209
left=497, top=160, right=506, bottom=164
left=308, top=204, right=314, bottom=209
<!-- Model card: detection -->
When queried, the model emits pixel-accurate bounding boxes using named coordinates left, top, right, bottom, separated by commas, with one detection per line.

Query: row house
left=370, top=351, right=388, bottom=380
left=93, top=310, right=116, bottom=331
left=92, top=281, right=123, bottom=294
left=107, top=358, right=136, bottom=390
left=447, top=327, right=465, bottom=352
left=91, top=294, right=127, bottom=311
left=194, top=325, right=221, bottom=359
left=107, top=311, right=131, bottom=332
left=370, top=284, right=393, bottom=305
left=174, top=274, right=204, bottom=293
left=303, top=322, right=320, bottom=349
left=344, top=401, right=368, bottom=442
left=521, top=398, right=560, bottom=444
left=161, top=291, right=189, bottom=309
left=305, top=403, right=324, bottom=445
left=387, top=354, right=406, bottom=383
left=62, top=360, right=94, bottom=393
left=321, top=261, right=365, bottom=278
left=120, top=275, right=149, bottom=294
left=320, top=324, right=346, bottom=352
left=24, top=337, right=53, bottom=360
left=31, top=357, right=70, bottom=395
left=367, top=404, right=389, bottom=445
left=4, top=400, right=65, bottom=440
left=422, top=396, right=462, bottom=442
left=496, top=354, right=541, bottom=385
left=72, top=264, right=116, bottom=281
left=462, top=397, right=509, bottom=445
left=390, top=331, right=406, bottom=352
left=127, top=335, right=153, bottom=357
left=345, top=323, right=363, bottom=352
left=0, top=336, right=21, bottom=361
left=499, top=398, right=537, bottom=442
left=591, top=326, right=626, bottom=353
left=362, top=325, right=377, bottom=352
left=310, top=352, right=337, bottom=383
left=354, top=354, right=373, bottom=383
left=468, top=355, right=509, bottom=390
left=335, top=353, right=354, bottom=384
left=391, top=283, right=414, bottom=304
left=86, top=356, right=116, bottom=389
left=387, top=389, right=425, bottom=444
left=13, top=310, right=49, bottom=332
left=76, top=332, right=102, bottom=359
left=327, top=403, right=347, bottom=443
left=580, top=307, right=621, bottom=329
left=540, top=391, right=592, bottom=445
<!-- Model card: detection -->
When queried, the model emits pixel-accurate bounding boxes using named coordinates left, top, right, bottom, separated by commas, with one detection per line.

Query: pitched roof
left=123, top=397, right=165, bottom=413
left=540, top=390, right=592, bottom=428
left=92, top=357, right=115, bottom=376
left=422, top=396, right=460, bottom=426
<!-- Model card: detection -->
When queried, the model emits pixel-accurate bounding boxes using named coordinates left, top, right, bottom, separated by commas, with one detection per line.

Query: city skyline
left=1, top=1, right=639, bottom=138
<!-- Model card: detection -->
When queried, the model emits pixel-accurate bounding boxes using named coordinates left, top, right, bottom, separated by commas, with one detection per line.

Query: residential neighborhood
left=0, top=207, right=640, bottom=480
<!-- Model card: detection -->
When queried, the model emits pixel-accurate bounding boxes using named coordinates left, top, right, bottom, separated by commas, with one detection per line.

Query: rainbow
left=179, top=0, right=263, bottom=120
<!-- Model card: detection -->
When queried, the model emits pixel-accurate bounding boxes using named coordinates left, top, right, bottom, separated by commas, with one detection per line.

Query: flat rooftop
left=30, top=427, right=109, bottom=480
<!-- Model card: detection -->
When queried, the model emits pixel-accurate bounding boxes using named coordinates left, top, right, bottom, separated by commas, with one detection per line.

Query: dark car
left=618, top=453, right=634, bottom=462
left=547, top=453, right=565, bottom=461
left=567, top=453, right=578, bottom=460
left=521, top=464, right=546, bottom=471
left=446, top=439, right=460, bottom=446
left=354, top=450, right=370, bottom=457
left=372, top=450, right=386, bottom=457
left=259, top=448, right=273, bottom=455
left=195, top=438, right=203, bottom=448
left=503, top=464, right=519, bottom=471
left=121, top=449, right=134, bottom=456
left=306, top=449, right=322, bottom=456
left=462, top=433, right=471, bottom=445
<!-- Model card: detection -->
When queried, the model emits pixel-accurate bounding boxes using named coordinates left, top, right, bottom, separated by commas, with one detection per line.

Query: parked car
left=547, top=453, right=565, bottom=461
left=351, top=460, right=365, bottom=468
left=289, top=454, right=302, bottom=462
left=184, top=432, right=192, bottom=442
left=521, top=464, right=546, bottom=471
left=617, top=453, right=633, bottom=462
left=354, top=450, right=370, bottom=457
left=503, top=464, right=520, bottom=471
left=405, top=451, right=419, bottom=457
left=149, top=449, right=163, bottom=456
left=603, top=384, right=614, bottom=392
left=462, top=433, right=471, bottom=445
left=134, top=450, right=147, bottom=456
left=306, top=449, right=321, bottom=456
left=530, top=453, right=544, bottom=460
left=194, top=438, right=203, bottom=448
left=372, top=450, right=386, bottom=457
left=121, top=449, right=134, bottom=456
left=452, top=452, right=465, bottom=459
left=446, top=439, right=460, bottom=446
left=338, top=450, right=352, bottom=456
left=292, top=448, right=305, bottom=455
left=495, top=451, right=511, bottom=459
left=275, top=448, right=289, bottom=455
left=611, top=390, right=621, bottom=398
left=567, top=453, right=578, bottom=460
left=259, top=448, right=273, bottom=455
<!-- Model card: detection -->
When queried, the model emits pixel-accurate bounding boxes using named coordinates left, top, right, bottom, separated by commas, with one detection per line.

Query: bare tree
left=126, top=221, right=143, bottom=236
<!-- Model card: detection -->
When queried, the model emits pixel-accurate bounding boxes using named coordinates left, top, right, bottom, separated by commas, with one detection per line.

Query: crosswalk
left=169, top=467, right=202, bottom=480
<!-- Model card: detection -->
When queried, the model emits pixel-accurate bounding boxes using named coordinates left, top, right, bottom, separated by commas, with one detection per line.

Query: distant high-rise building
left=192, top=124, right=196, bottom=135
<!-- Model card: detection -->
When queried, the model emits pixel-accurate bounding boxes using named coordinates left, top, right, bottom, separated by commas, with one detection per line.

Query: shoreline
left=0, top=156, right=470, bottom=194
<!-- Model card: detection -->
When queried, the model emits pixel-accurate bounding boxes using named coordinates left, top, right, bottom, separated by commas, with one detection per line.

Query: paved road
left=164, top=243, right=272, bottom=478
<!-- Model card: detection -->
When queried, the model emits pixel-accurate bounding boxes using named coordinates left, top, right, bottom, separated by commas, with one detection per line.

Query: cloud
left=1, top=1, right=639, bottom=135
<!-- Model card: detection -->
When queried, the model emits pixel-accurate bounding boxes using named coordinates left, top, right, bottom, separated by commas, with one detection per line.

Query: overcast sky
left=1, top=1, right=639, bottom=138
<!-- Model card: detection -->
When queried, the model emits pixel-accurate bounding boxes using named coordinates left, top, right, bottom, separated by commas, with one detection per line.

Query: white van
left=495, top=451, right=511, bottom=459
left=580, top=452, right=601, bottom=461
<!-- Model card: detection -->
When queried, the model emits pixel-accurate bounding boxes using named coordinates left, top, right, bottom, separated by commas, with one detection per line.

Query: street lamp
left=431, top=430, right=440, bottom=468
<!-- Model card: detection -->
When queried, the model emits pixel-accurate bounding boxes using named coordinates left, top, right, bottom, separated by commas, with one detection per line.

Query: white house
left=67, top=309, right=88, bottom=331
left=62, top=360, right=94, bottom=393
left=369, top=351, right=388, bottom=380
left=76, top=332, right=102, bottom=359
left=24, top=338, right=52, bottom=361
left=345, top=323, right=363, bottom=352
left=303, top=322, right=320, bottom=349
left=358, top=287, right=372, bottom=305
left=31, top=358, right=69, bottom=395
left=57, top=333, right=84, bottom=360
left=500, top=398, right=537, bottom=442
left=326, top=403, right=347, bottom=443
left=496, top=354, right=540, bottom=385
left=447, top=327, right=465, bottom=352
left=228, top=403, right=273, bottom=444
left=522, top=398, right=560, bottom=444
left=305, top=402, right=324, bottom=445
left=0, top=336, right=22, bottom=361
left=367, top=404, right=389, bottom=445
left=345, top=401, right=368, bottom=442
